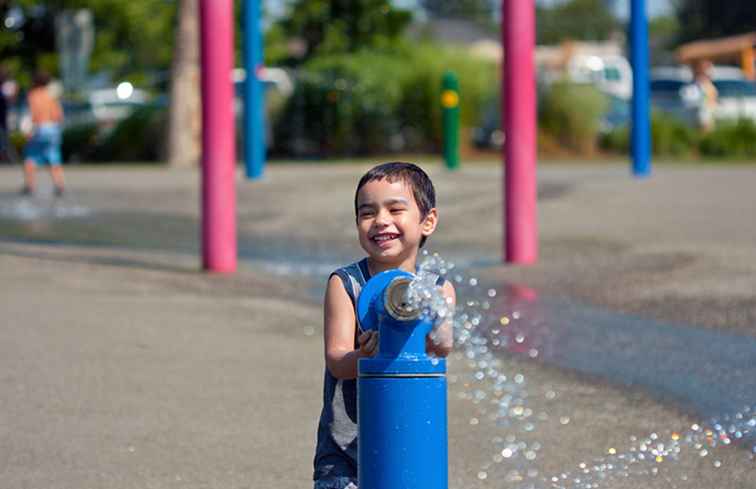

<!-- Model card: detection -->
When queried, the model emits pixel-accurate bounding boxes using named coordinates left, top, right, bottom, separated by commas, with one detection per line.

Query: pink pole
left=200, top=0, right=237, bottom=273
left=502, top=0, right=538, bottom=265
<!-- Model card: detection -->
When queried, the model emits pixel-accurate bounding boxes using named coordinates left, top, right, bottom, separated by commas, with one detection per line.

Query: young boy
left=21, top=70, right=65, bottom=196
left=313, top=162, right=455, bottom=489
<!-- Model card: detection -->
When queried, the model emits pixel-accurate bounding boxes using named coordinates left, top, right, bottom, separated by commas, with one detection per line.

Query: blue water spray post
left=357, top=270, right=448, bottom=489
left=243, top=0, right=266, bottom=180
left=630, top=0, right=651, bottom=177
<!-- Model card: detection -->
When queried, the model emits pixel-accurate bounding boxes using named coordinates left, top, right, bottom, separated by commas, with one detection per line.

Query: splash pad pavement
left=1, top=163, right=755, bottom=488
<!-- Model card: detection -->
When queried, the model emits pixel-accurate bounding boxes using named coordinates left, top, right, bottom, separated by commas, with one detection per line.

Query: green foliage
left=272, top=43, right=496, bottom=156
left=601, top=114, right=756, bottom=159
left=536, top=0, right=618, bottom=45
left=699, top=120, right=756, bottom=159
left=61, top=122, right=99, bottom=162
left=650, top=112, right=697, bottom=157
left=600, top=112, right=697, bottom=157
left=675, top=0, right=756, bottom=43
left=539, top=81, right=608, bottom=154
left=419, top=0, right=497, bottom=28
left=1, top=1, right=176, bottom=88
left=272, top=0, right=412, bottom=66
left=62, top=105, right=166, bottom=163
left=92, top=105, right=166, bottom=162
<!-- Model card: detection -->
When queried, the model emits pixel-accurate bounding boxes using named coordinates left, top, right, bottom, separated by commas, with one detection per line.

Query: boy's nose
left=375, top=209, right=391, bottom=225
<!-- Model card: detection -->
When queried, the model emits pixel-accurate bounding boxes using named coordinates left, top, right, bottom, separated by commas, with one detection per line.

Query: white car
left=651, top=66, right=756, bottom=124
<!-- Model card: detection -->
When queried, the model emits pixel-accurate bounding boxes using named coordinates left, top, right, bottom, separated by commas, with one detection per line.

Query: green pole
left=441, top=71, right=460, bottom=170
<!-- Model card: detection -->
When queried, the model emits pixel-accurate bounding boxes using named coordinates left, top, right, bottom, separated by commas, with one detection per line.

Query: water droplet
left=713, top=460, right=722, bottom=468
left=560, top=416, right=571, bottom=425
left=499, top=316, right=510, bottom=326
left=469, top=278, right=478, bottom=286
left=487, top=288, right=496, bottom=297
left=470, top=417, right=479, bottom=425
left=477, top=471, right=487, bottom=480
left=303, top=326, right=315, bottom=336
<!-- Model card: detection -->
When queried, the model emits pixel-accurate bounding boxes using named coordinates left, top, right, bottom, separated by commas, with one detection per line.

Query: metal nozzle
left=384, top=277, right=421, bottom=321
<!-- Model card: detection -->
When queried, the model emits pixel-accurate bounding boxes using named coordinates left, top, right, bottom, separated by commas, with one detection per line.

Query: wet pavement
left=1, top=163, right=755, bottom=488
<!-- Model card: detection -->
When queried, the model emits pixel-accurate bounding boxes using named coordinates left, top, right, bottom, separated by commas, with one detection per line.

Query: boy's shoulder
left=330, top=258, right=370, bottom=282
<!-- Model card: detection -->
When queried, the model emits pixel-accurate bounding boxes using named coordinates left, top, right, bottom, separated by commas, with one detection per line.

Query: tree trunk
left=167, top=0, right=201, bottom=167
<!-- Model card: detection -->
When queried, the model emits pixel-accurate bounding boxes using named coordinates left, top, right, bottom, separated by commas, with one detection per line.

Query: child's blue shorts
left=314, top=476, right=358, bottom=489
left=24, top=124, right=62, bottom=166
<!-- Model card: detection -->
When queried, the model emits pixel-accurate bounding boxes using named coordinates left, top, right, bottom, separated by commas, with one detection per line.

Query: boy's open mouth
left=371, top=232, right=401, bottom=246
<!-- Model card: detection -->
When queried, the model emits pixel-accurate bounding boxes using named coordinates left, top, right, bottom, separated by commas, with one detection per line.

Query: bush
left=272, top=43, right=497, bottom=156
left=650, top=111, right=697, bottom=157
left=539, top=81, right=608, bottom=155
left=92, top=105, right=166, bottom=162
left=600, top=111, right=698, bottom=157
left=62, top=123, right=100, bottom=162
left=699, top=119, right=756, bottom=159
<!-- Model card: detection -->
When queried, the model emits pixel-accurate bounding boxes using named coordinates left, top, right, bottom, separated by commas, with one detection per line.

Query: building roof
left=677, top=32, right=756, bottom=63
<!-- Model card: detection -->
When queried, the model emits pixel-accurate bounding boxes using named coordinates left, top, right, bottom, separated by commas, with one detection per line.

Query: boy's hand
left=358, top=330, right=379, bottom=357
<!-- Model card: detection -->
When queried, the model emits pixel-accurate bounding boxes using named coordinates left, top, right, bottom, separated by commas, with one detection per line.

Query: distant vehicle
left=8, top=81, right=154, bottom=134
left=61, top=83, right=153, bottom=130
left=650, top=65, right=756, bottom=125
left=711, top=79, right=756, bottom=121
left=566, top=54, right=633, bottom=100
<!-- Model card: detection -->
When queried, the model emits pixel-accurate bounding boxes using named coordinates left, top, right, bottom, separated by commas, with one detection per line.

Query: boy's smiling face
left=356, top=178, right=437, bottom=272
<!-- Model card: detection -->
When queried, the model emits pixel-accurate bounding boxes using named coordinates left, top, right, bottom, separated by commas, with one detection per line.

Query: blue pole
left=630, top=0, right=651, bottom=177
left=243, top=0, right=265, bottom=180
left=357, top=270, right=448, bottom=489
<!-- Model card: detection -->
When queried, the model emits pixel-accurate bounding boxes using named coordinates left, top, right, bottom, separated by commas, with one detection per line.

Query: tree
left=274, top=0, right=413, bottom=65
left=0, top=1, right=176, bottom=87
left=536, top=0, right=619, bottom=45
left=675, top=0, right=756, bottom=43
left=420, top=0, right=496, bottom=25
left=167, top=0, right=201, bottom=167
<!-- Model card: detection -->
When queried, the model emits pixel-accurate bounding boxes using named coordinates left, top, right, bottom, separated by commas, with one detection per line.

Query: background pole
left=441, top=71, right=460, bottom=171
left=243, top=0, right=266, bottom=180
left=630, top=0, right=652, bottom=177
left=200, top=0, right=237, bottom=273
left=503, top=0, right=538, bottom=264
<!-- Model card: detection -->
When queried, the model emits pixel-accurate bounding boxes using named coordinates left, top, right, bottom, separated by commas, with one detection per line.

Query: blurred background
left=1, top=0, right=754, bottom=166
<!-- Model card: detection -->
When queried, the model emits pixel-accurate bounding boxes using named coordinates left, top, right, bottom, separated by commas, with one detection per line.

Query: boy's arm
left=426, top=281, right=456, bottom=358
left=324, top=274, right=377, bottom=379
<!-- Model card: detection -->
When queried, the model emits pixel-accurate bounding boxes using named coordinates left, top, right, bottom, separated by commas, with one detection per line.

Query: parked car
left=61, top=83, right=153, bottom=130
left=650, top=65, right=756, bottom=125
left=712, top=79, right=756, bottom=121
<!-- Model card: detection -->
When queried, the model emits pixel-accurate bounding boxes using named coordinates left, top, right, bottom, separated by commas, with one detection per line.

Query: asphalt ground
left=1, top=162, right=754, bottom=488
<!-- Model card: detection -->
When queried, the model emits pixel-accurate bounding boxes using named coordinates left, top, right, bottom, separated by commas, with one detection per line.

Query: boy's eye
left=359, top=210, right=375, bottom=218
left=390, top=207, right=406, bottom=214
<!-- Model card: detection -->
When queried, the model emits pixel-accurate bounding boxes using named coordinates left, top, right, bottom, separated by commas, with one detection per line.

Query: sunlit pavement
left=1, top=162, right=755, bottom=488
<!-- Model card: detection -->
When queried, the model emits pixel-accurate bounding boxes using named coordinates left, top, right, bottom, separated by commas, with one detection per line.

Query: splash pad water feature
left=402, top=250, right=755, bottom=489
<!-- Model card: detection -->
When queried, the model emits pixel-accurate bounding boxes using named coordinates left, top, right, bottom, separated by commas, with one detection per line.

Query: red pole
left=200, top=0, right=237, bottom=273
left=503, top=0, right=538, bottom=264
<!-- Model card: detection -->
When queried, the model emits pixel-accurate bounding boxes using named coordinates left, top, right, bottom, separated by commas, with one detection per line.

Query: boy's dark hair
left=354, top=162, right=436, bottom=247
left=32, top=70, right=51, bottom=88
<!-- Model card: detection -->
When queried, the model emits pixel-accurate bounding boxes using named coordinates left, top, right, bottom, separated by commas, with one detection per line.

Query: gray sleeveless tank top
left=313, top=258, right=371, bottom=480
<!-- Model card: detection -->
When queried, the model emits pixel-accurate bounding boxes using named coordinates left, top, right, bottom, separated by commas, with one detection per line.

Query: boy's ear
left=421, top=208, right=438, bottom=237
